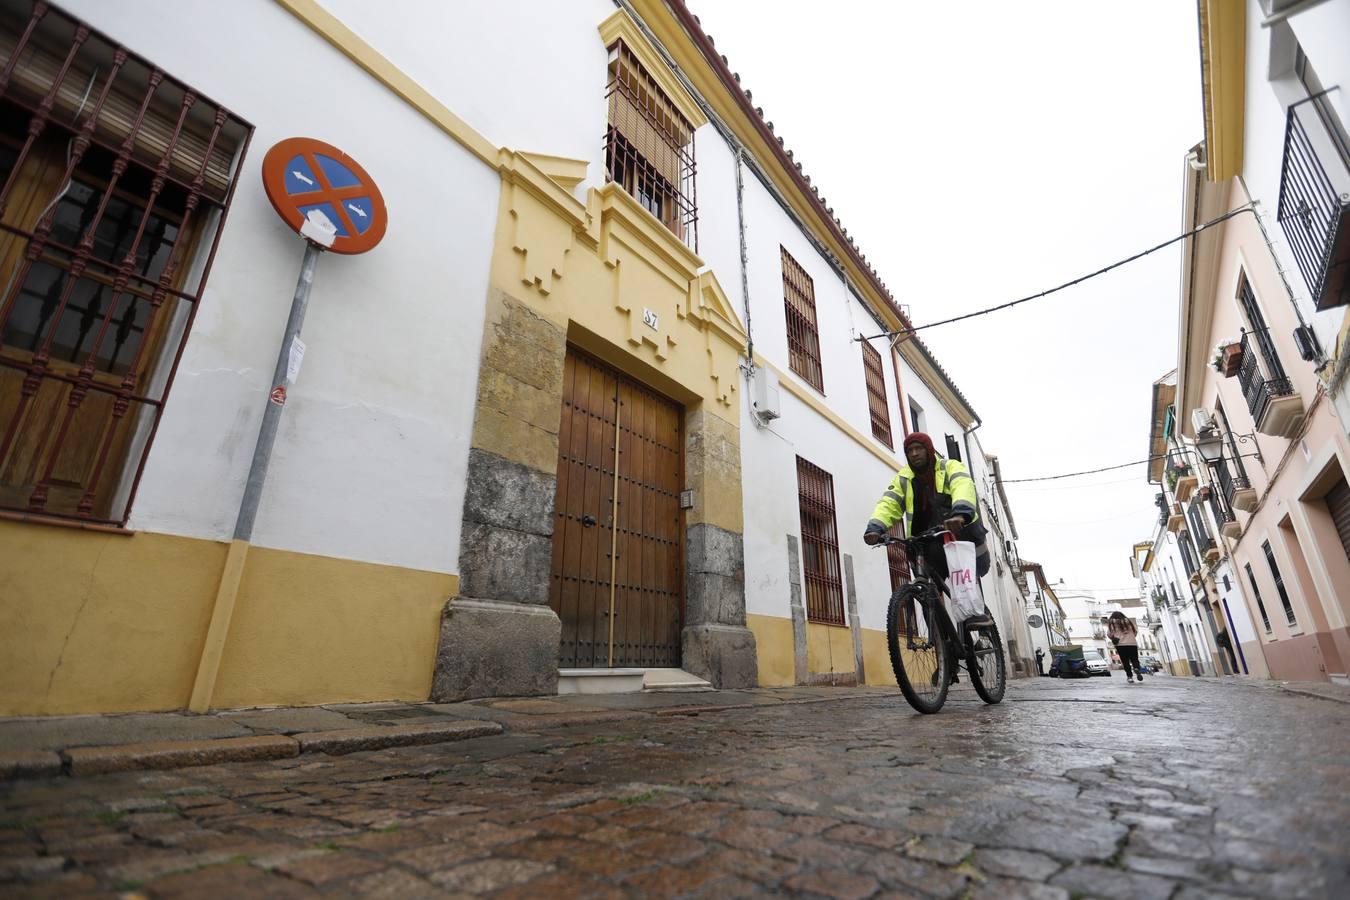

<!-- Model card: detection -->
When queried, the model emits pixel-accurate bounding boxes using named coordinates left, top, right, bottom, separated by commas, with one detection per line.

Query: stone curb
left=653, top=693, right=879, bottom=717
left=293, top=720, right=503, bottom=754
left=1279, top=685, right=1350, bottom=706
left=0, top=751, right=63, bottom=780
left=63, top=735, right=300, bottom=776
left=5, top=718, right=508, bottom=781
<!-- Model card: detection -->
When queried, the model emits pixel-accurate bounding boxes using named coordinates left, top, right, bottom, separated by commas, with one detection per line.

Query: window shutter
left=0, top=21, right=241, bottom=200
left=861, top=342, right=891, bottom=447
left=1326, top=478, right=1350, bottom=562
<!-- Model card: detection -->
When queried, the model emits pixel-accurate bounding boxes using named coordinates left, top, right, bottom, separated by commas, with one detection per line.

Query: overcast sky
left=692, top=0, right=1201, bottom=598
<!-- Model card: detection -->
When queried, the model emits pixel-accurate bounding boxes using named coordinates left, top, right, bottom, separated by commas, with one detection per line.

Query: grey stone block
left=462, top=448, right=556, bottom=536
left=682, top=623, right=758, bottom=690
left=459, top=524, right=552, bottom=606
left=431, top=598, right=561, bottom=702
left=686, top=524, right=746, bottom=628
left=687, top=523, right=744, bottom=578
left=686, top=572, right=747, bottom=627
left=788, top=535, right=807, bottom=685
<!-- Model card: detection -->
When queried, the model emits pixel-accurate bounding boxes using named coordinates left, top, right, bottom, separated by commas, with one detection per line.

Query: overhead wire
left=997, top=452, right=1262, bottom=484
left=855, top=205, right=1255, bottom=341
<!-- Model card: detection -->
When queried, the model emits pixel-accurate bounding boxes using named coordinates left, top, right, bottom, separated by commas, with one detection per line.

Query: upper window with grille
left=604, top=39, right=696, bottom=250
left=0, top=1, right=250, bottom=526
left=861, top=341, right=891, bottom=447
left=781, top=246, right=823, bottom=393
left=796, top=455, right=845, bottom=625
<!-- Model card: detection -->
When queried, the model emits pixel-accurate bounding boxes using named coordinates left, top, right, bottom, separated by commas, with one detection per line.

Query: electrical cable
left=855, top=205, right=1255, bottom=341
left=998, top=452, right=1262, bottom=484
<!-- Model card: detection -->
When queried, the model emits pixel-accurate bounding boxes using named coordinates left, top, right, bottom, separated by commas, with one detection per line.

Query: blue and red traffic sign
left=262, top=137, right=387, bottom=254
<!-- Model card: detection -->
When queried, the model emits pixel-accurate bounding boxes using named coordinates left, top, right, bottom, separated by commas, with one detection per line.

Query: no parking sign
left=261, top=137, right=387, bottom=254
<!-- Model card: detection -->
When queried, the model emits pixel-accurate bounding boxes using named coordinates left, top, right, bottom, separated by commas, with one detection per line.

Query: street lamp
left=1195, top=427, right=1224, bottom=464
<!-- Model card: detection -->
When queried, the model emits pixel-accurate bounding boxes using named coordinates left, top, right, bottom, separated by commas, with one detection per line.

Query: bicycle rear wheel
left=887, top=584, right=951, bottom=714
left=966, top=617, right=1006, bottom=704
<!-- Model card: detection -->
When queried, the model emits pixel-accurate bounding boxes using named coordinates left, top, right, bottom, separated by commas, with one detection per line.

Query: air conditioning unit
left=1293, top=325, right=1321, bottom=362
left=1191, top=407, right=1216, bottom=433
left=751, top=365, right=781, bottom=423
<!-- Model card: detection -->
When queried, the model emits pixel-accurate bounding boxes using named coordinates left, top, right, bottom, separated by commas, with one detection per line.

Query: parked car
left=1081, top=648, right=1111, bottom=677
left=1139, top=655, right=1163, bottom=674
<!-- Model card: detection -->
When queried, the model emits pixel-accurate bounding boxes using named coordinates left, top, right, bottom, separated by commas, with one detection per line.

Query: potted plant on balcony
left=1210, top=339, right=1242, bottom=378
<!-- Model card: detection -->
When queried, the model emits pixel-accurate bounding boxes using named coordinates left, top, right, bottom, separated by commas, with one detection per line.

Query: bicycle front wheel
left=887, top=584, right=950, bottom=714
left=966, top=617, right=1007, bottom=704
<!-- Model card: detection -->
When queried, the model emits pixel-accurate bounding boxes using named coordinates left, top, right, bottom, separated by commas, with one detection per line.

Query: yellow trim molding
left=273, top=0, right=498, bottom=167
left=1198, top=0, right=1246, bottom=181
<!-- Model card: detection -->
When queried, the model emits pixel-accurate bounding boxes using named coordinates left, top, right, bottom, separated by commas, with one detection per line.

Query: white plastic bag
left=943, top=540, right=983, bottom=622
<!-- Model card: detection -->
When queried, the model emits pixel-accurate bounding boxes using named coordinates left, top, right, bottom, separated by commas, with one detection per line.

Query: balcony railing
left=1237, top=332, right=1294, bottom=426
left=1278, top=91, right=1350, bottom=312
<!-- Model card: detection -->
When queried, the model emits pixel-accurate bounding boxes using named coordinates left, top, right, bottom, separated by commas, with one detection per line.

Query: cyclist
left=861, top=432, right=990, bottom=581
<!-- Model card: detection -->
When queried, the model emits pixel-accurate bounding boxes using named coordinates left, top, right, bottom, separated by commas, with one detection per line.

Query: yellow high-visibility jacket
left=867, top=456, right=979, bottom=537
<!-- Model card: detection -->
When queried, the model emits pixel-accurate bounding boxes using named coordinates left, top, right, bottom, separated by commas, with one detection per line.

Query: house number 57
left=642, top=308, right=659, bottom=331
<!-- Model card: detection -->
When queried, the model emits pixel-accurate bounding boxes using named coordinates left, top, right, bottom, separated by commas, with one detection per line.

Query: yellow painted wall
left=747, top=613, right=794, bottom=687
left=861, top=629, right=894, bottom=686
left=0, top=520, right=457, bottom=715
left=748, top=613, right=895, bottom=687
left=210, top=547, right=455, bottom=709
left=0, top=522, right=224, bottom=716
left=806, top=622, right=855, bottom=675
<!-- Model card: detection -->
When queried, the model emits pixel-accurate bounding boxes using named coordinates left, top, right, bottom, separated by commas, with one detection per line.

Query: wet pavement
left=2, top=675, right=1348, bottom=898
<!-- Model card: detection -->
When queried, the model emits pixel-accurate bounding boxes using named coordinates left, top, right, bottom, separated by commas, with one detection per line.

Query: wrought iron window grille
left=781, top=246, right=824, bottom=393
left=1276, top=90, right=1350, bottom=311
left=1236, top=329, right=1295, bottom=427
left=0, top=0, right=252, bottom=526
left=796, top=455, right=846, bottom=626
left=603, top=39, right=697, bottom=251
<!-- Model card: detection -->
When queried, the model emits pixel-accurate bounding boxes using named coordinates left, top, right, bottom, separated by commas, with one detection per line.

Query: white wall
left=63, top=0, right=501, bottom=574
left=1240, top=0, right=1350, bottom=355
left=317, top=0, right=615, bottom=192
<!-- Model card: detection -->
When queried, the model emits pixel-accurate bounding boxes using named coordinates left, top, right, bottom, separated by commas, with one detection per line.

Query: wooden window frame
left=861, top=341, right=892, bottom=448
left=781, top=246, right=824, bottom=393
left=604, top=38, right=697, bottom=250
left=796, top=455, right=845, bottom=626
left=0, top=2, right=252, bottom=526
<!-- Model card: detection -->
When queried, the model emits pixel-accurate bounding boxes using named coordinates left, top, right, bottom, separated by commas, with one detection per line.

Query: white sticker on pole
left=286, top=335, right=306, bottom=384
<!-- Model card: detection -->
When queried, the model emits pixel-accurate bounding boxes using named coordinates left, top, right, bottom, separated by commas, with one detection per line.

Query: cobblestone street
left=3, top=676, right=1348, bottom=898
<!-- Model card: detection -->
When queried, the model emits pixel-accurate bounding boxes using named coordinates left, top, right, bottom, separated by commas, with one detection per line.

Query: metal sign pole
left=232, top=240, right=321, bottom=541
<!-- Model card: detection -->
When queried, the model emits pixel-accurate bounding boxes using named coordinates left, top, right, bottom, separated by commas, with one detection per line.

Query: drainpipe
left=734, top=147, right=754, bottom=365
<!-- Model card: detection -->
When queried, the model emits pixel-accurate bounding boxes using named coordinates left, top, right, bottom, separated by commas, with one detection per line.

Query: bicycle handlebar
left=873, top=525, right=953, bottom=548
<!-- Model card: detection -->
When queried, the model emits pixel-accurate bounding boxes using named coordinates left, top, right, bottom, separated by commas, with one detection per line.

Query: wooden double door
left=549, top=349, right=683, bottom=668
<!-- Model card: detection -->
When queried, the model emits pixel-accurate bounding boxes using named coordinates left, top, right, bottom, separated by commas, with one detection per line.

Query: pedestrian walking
left=1108, top=612, right=1142, bottom=683
left=1035, top=647, right=1045, bottom=676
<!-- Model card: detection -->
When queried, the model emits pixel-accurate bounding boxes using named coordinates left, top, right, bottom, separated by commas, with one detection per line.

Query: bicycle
left=874, top=526, right=1006, bottom=713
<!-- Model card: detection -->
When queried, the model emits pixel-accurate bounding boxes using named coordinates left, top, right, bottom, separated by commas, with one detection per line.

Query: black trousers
left=1118, top=645, right=1141, bottom=679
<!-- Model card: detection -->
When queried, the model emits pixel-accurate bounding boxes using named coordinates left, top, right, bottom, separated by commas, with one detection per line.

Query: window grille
left=886, top=521, right=909, bottom=592
left=0, top=1, right=251, bottom=526
left=781, top=246, right=823, bottom=392
left=604, top=39, right=696, bottom=250
left=861, top=341, right=891, bottom=447
left=1245, top=563, right=1272, bottom=632
left=1261, top=540, right=1298, bottom=627
left=796, top=455, right=844, bottom=625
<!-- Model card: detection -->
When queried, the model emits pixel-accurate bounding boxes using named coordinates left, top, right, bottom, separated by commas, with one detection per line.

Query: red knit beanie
left=903, top=432, right=935, bottom=454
